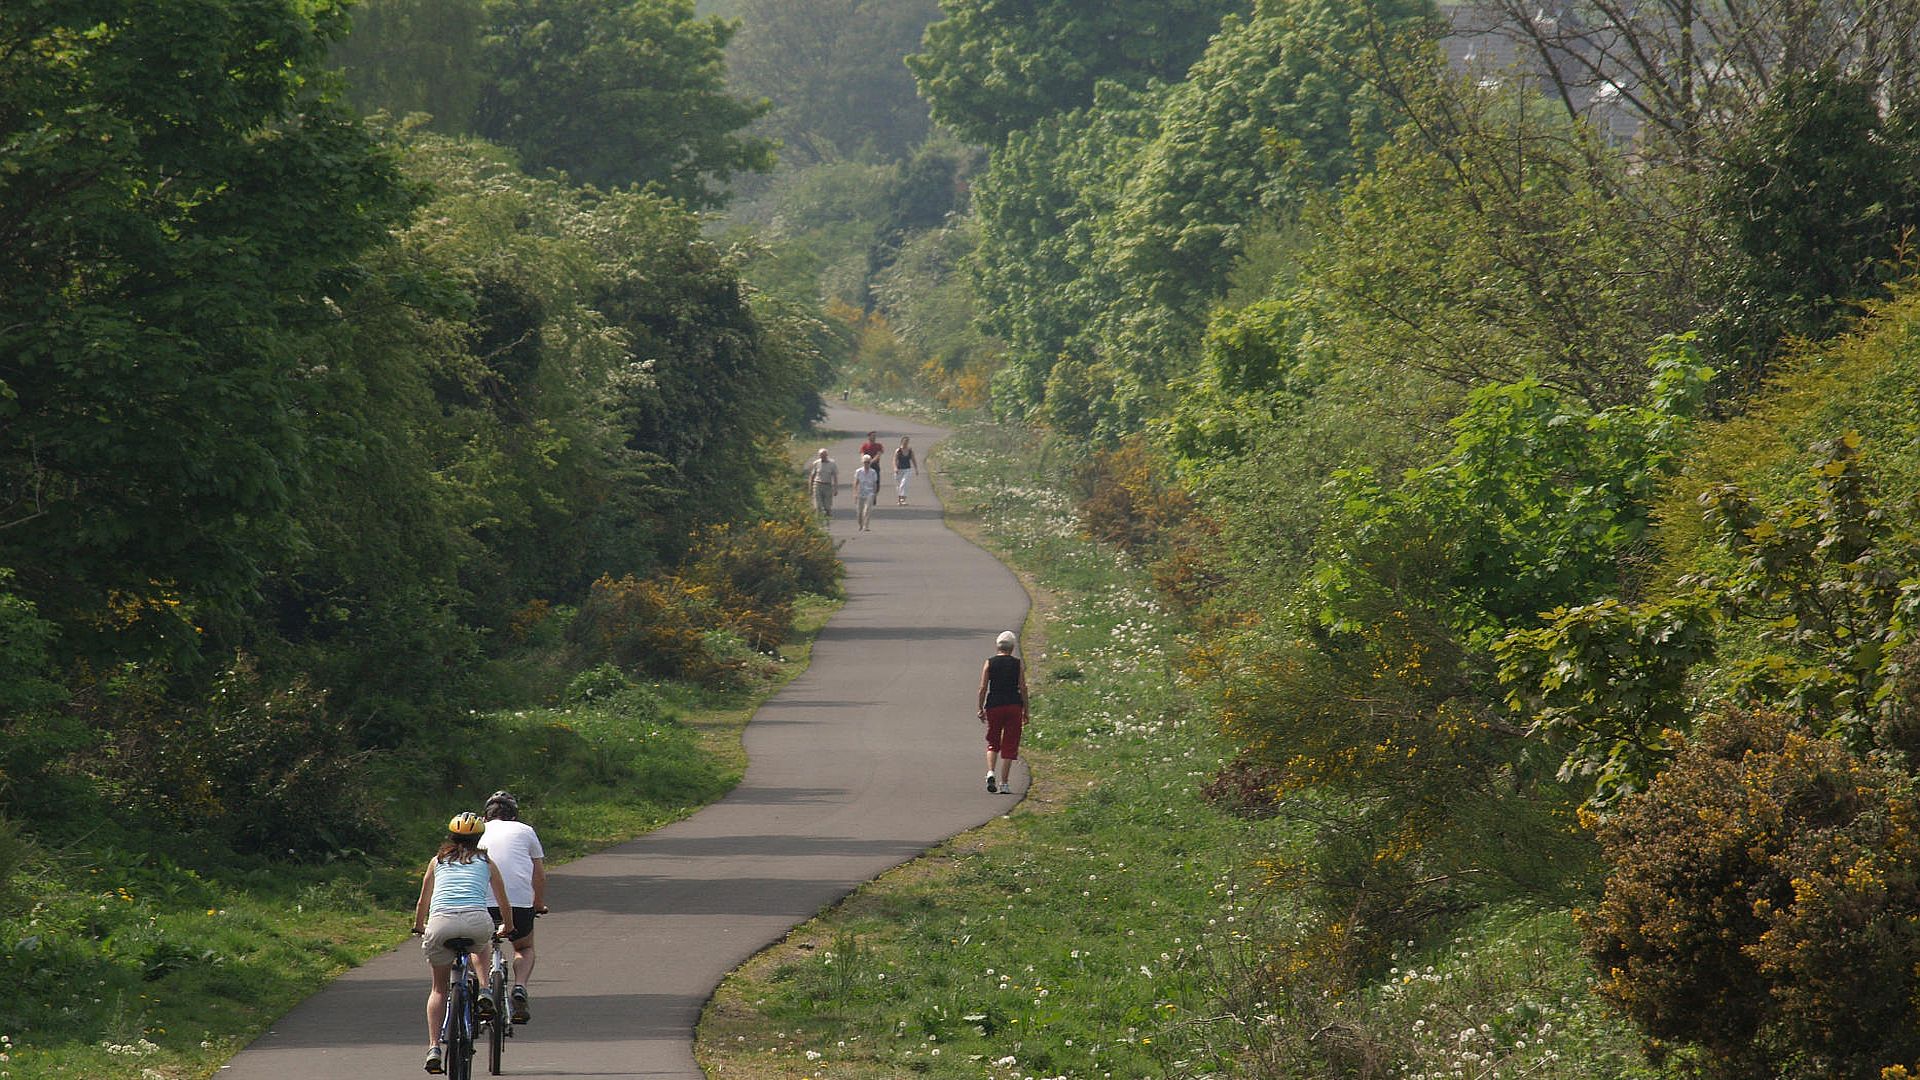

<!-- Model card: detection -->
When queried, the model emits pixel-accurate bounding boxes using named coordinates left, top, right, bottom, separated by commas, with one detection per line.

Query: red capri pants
left=984, top=704, right=1026, bottom=760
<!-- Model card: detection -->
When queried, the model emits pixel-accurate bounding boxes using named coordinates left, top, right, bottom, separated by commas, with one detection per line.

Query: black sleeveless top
left=895, top=446, right=914, bottom=469
left=984, top=654, right=1024, bottom=707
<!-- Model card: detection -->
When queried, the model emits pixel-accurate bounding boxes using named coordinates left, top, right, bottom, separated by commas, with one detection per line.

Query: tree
left=0, top=0, right=414, bottom=665
left=1194, top=347, right=1710, bottom=959
left=1705, top=70, right=1920, bottom=387
left=1093, top=0, right=1436, bottom=399
left=1291, top=64, right=1713, bottom=412
left=906, top=0, right=1248, bottom=145
left=328, top=0, right=487, bottom=131
left=1473, top=0, right=1920, bottom=163
left=725, top=0, right=940, bottom=165
left=968, top=82, right=1162, bottom=418
left=474, top=0, right=774, bottom=206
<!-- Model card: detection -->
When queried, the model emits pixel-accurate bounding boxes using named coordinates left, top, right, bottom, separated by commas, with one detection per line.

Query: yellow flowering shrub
left=1585, top=708, right=1920, bottom=1079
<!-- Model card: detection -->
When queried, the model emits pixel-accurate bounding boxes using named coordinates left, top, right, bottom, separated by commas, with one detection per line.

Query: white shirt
left=478, top=819, right=545, bottom=907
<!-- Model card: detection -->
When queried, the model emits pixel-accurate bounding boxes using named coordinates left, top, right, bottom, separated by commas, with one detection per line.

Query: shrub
left=686, top=505, right=840, bottom=610
left=0, top=570, right=73, bottom=799
left=1584, top=708, right=1920, bottom=1079
left=565, top=663, right=637, bottom=704
left=0, top=814, right=32, bottom=905
left=573, top=504, right=837, bottom=686
left=1199, top=750, right=1283, bottom=819
left=563, top=661, right=671, bottom=724
left=572, top=573, right=719, bottom=681
left=76, top=654, right=385, bottom=857
left=1076, top=435, right=1195, bottom=553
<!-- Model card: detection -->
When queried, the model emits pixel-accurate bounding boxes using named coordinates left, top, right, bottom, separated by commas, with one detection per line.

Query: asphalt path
left=218, top=406, right=1029, bottom=1079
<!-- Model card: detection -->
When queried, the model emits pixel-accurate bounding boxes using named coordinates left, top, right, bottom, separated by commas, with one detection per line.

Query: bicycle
left=481, top=933, right=514, bottom=1075
left=414, top=930, right=494, bottom=1080
left=481, top=907, right=544, bottom=1074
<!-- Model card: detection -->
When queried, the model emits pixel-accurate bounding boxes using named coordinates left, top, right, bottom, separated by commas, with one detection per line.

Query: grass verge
left=697, top=421, right=1291, bottom=1079
left=0, top=596, right=838, bottom=1080
left=696, top=421, right=1658, bottom=1080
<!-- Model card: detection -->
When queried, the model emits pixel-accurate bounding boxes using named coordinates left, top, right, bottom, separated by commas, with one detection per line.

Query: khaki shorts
left=422, top=909, right=495, bottom=966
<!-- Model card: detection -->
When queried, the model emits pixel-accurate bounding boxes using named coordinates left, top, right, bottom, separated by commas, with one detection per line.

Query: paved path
left=220, top=406, right=1028, bottom=1079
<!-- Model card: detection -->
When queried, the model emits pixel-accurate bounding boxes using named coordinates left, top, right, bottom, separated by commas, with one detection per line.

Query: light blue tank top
left=431, top=855, right=492, bottom=912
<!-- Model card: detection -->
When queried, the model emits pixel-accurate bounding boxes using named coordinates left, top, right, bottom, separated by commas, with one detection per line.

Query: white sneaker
left=985, top=774, right=997, bottom=793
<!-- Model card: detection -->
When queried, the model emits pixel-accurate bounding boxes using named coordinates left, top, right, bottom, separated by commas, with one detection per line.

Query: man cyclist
left=477, top=790, right=547, bottom=1023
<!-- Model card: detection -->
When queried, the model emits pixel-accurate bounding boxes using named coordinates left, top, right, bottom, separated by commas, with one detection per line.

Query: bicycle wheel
left=447, top=968, right=474, bottom=1080
left=488, top=952, right=508, bottom=1074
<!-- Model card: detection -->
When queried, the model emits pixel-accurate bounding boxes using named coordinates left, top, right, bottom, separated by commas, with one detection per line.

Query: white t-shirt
left=478, top=819, right=545, bottom=907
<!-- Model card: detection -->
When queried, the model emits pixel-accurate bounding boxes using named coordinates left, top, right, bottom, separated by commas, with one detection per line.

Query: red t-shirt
left=860, top=439, right=884, bottom=463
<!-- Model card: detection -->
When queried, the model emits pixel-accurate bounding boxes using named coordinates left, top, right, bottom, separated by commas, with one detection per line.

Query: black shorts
left=488, top=906, right=537, bottom=942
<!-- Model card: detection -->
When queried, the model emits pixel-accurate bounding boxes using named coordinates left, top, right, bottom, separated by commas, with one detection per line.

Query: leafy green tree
left=968, top=83, right=1162, bottom=417
left=725, top=0, right=939, bottom=164
left=1705, top=70, right=1920, bottom=388
left=863, top=138, right=981, bottom=288
left=583, top=187, right=822, bottom=551
left=1292, top=68, right=1712, bottom=413
left=907, top=0, right=1248, bottom=145
left=474, top=0, right=774, bottom=205
left=1196, top=346, right=1710, bottom=956
left=328, top=0, right=487, bottom=130
left=1096, top=0, right=1433, bottom=395
left=0, top=0, right=414, bottom=665
left=871, top=217, right=1003, bottom=408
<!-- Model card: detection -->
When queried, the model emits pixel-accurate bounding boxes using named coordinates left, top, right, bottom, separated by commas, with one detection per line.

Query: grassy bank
left=0, top=597, right=836, bottom=1080
left=698, top=422, right=1291, bottom=1079
left=696, top=422, right=1656, bottom=1080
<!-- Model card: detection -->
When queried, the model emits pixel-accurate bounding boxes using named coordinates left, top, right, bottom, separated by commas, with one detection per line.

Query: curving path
left=219, top=406, right=1028, bottom=1079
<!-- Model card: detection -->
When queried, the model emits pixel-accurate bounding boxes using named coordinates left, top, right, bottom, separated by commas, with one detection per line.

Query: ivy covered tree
left=907, top=0, right=1247, bottom=145
left=967, top=84, right=1162, bottom=420
left=474, top=0, right=774, bottom=205
left=1096, top=0, right=1434, bottom=395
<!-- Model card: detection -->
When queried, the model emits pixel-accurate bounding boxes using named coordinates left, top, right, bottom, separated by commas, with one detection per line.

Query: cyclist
left=413, top=811, right=513, bottom=1074
left=478, top=790, right=548, bottom=1023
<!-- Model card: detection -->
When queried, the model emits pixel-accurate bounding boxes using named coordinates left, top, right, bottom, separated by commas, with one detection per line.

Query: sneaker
left=985, top=774, right=997, bottom=793
left=474, top=986, right=496, bottom=1022
left=510, top=984, right=531, bottom=1024
left=424, top=1045, right=445, bottom=1074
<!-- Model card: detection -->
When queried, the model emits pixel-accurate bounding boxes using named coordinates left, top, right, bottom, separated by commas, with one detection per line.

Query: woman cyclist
left=412, top=811, right=513, bottom=1074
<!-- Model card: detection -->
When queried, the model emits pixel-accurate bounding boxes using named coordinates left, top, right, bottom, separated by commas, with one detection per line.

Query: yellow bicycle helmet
left=447, top=811, right=485, bottom=837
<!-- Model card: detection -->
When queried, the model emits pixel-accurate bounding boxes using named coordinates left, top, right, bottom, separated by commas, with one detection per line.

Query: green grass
left=697, top=420, right=1659, bottom=1080
left=699, top=421, right=1293, bottom=1079
left=0, top=597, right=838, bottom=1080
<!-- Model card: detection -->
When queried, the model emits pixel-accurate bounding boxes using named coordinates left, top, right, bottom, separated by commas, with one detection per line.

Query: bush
left=76, top=654, right=385, bottom=857
left=1076, top=435, right=1195, bottom=553
left=565, top=663, right=638, bottom=704
left=572, top=573, right=720, bottom=681
left=572, top=505, right=837, bottom=687
left=564, top=662, right=669, bottom=724
left=0, top=570, right=73, bottom=799
left=1584, top=708, right=1920, bottom=1079
left=686, top=503, right=840, bottom=610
